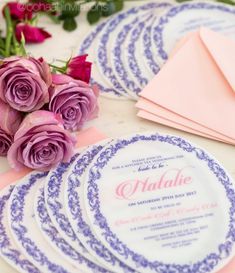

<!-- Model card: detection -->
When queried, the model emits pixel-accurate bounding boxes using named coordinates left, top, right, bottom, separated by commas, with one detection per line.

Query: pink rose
left=0, top=99, right=22, bottom=135
left=8, top=110, right=76, bottom=171
left=15, top=23, right=51, bottom=44
left=3, top=2, right=33, bottom=20
left=0, top=99, right=22, bottom=156
left=66, top=54, right=92, bottom=83
left=0, top=56, right=51, bottom=112
left=49, top=74, right=99, bottom=131
left=0, top=129, right=13, bottom=157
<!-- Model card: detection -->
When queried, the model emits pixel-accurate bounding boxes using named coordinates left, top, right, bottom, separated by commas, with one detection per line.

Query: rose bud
left=49, top=74, right=99, bottom=131
left=8, top=110, right=76, bottom=171
left=15, top=23, right=51, bottom=44
left=0, top=56, right=51, bottom=112
left=66, top=54, right=92, bottom=83
left=3, top=2, right=33, bottom=20
left=0, top=99, right=22, bottom=156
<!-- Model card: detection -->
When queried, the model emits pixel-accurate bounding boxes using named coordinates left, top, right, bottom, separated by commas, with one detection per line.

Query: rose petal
left=0, top=99, right=22, bottom=135
left=15, top=23, right=52, bottom=44
left=0, top=57, right=51, bottom=112
left=49, top=75, right=99, bottom=131
left=8, top=110, right=76, bottom=171
left=0, top=128, right=13, bottom=156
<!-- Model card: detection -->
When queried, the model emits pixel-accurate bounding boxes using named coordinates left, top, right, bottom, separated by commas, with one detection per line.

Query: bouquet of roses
left=0, top=53, right=98, bottom=171
left=0, top=30, right=98, bottom=172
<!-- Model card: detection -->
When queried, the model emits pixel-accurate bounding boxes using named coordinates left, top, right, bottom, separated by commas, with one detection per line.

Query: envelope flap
left=200, top=27, right=235, bottom=92
left=140, top=30, right=235, bottom=140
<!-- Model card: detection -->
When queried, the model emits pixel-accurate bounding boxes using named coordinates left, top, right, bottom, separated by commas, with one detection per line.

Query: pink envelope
left=137, top=32, right=222, bottom=141
left=136, top=98, right=235, bottom=144
left=140, top=27, right=235, bottom=142
left=137, top=32, right=235, bottom=143
left=137, top=109, right=233, bottom=144
left=169, top=31, right=197, bottom=59
left=0, top=127, right=107, bottom=190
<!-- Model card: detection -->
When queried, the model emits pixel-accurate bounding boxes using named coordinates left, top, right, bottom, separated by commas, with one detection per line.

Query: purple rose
left=0, top=56, right=51, bottom=112
left=0, top=129, right=13, bottom=156
left=0, top=99, right=22, bottom=156
left=49, top=74, right=99, bottom=131
left=0, top=99, right=22, bottom=135
left=8, top=110, right=76, bottom=171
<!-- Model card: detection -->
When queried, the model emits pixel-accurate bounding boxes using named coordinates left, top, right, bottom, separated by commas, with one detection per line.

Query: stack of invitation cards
left=0, top=132, right=235, bottom=273
left=80, top=1, right=235, bottom=101
left=136, top=28, right=235, bottom=144
left=79, top=1, right=172, bottom=100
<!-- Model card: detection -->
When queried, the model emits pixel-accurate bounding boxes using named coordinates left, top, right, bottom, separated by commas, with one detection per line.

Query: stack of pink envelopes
left=136, top=27, right=235, bottom=145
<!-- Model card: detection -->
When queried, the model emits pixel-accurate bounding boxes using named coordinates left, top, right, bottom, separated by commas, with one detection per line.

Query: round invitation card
left=83, top=133, right=235, bottom=273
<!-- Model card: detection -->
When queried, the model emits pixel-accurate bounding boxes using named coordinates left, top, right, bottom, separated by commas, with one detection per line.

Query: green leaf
left=102, top=0, right=124, bottom=17
left=216, top=0, right=235, bottom=5
left=63, top=17, right=77, bottom=31
left=29, top=15, right=39, bottom=26
left=44, top=13, right=61, bottom=24
left=60, top=1, right=80, bottom=18
left=30, top=0, right=54, bottom=3
left=87, top=4, right=102, bottom=24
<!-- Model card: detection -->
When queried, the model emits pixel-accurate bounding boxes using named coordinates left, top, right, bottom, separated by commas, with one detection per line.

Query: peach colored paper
left=0, top=127, right=106, bottom=190
left=136, top=98, right=234, bottom=144
left=140, top=27, right=235, bottom=142
left=137, top=32, right=235, bottom=143
left=169, top=31, right=196, bottom=59
left=137, top=109, right=233, bottom=144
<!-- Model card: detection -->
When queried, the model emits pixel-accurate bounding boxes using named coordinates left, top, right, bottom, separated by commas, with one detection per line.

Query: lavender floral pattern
left=97, top=2, right=170, bottom=98
left=0, top=186, right=40, bottom=273
left=9, top=172, right=70, bottom=273
left=64, top=145, right=137, bottom=272
left=46, top=148, right=136, bottom=272
left=36, top=185, right=109, bottom=272
left=45, top=156, right=91, bottom=257
left=80, top=2, right=168, bottom=99
left=85, top=133, right=235, bottom=273
left=152, top=2, right=235, bottom=62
